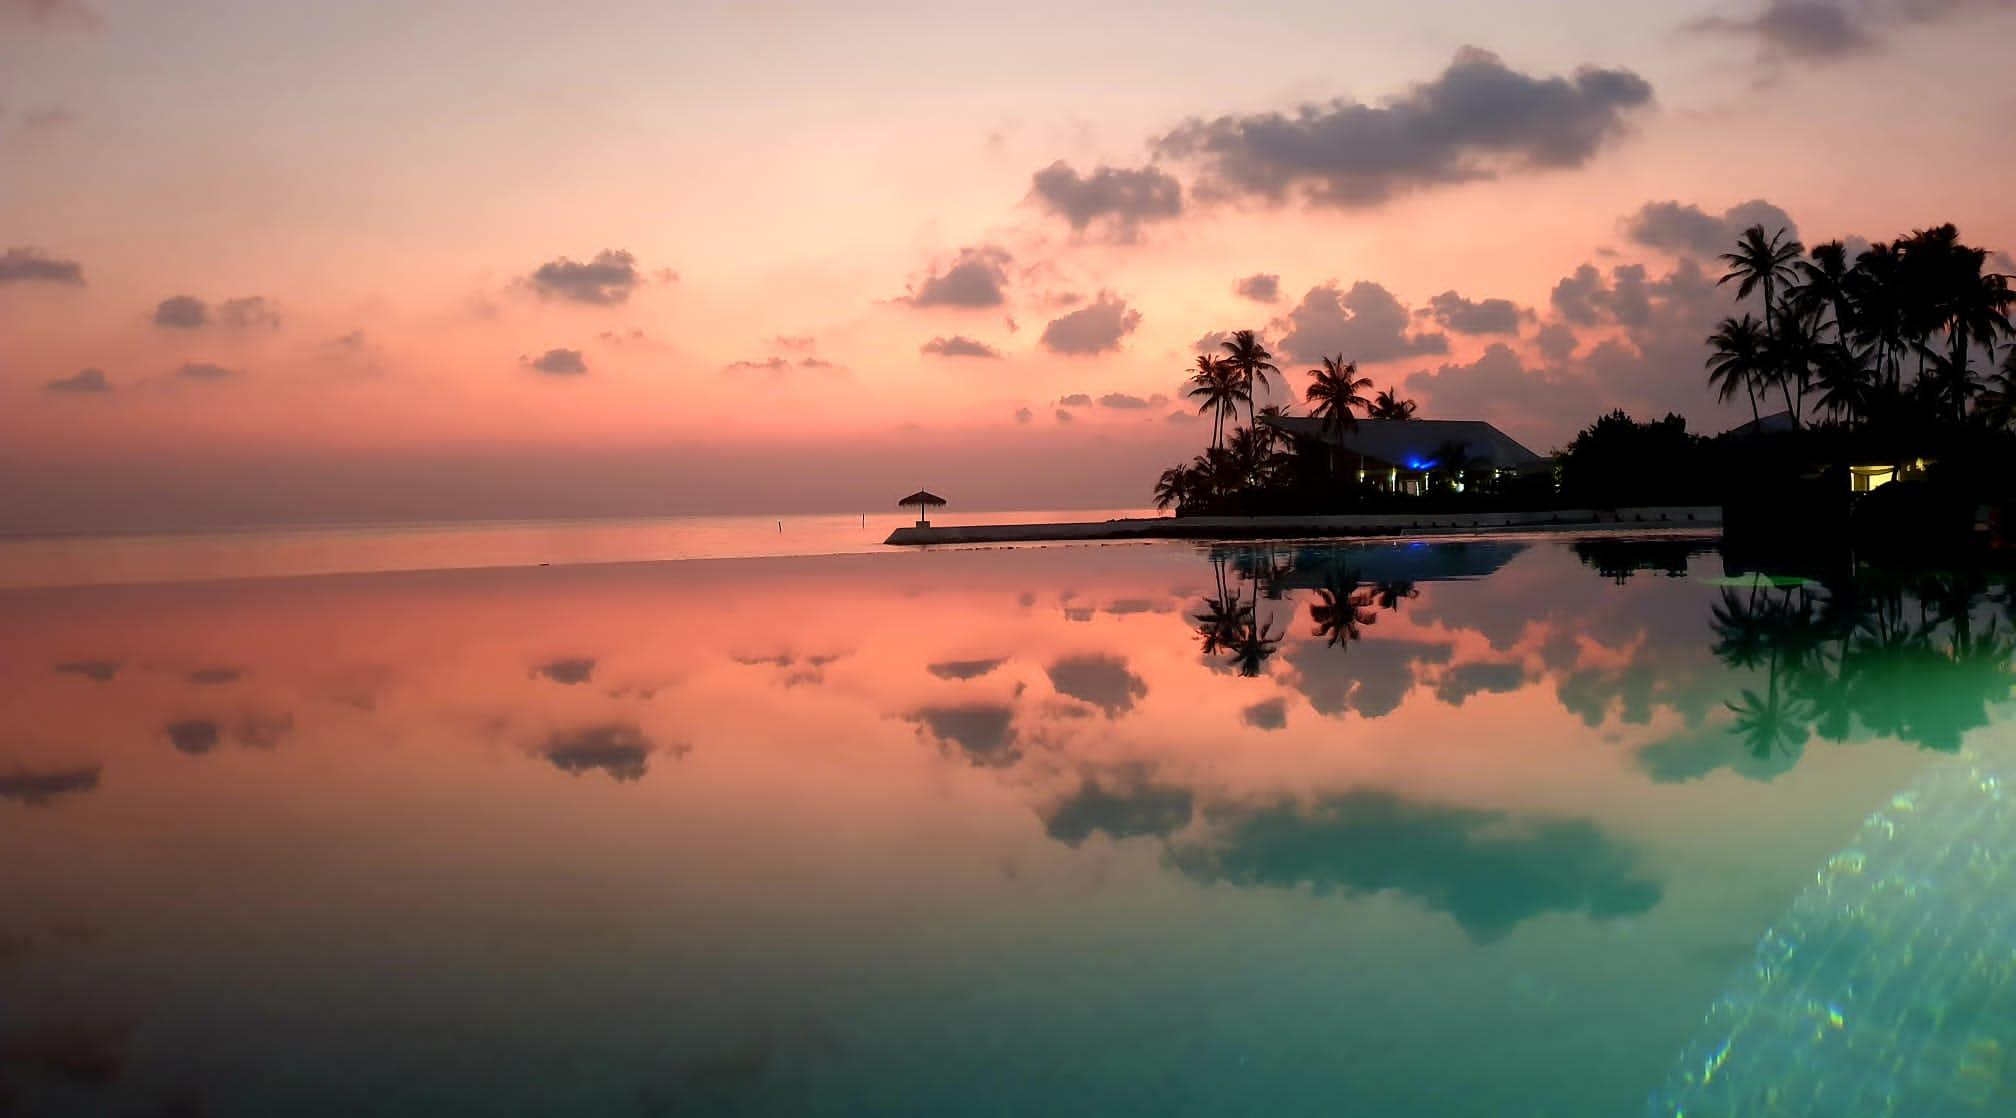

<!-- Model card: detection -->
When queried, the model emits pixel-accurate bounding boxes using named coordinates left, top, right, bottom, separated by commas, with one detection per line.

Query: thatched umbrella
left=900, top=489, right=946, bottom=527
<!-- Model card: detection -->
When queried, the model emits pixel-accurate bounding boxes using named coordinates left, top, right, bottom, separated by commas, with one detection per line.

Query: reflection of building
left=1265, top=539, right=1531, bottom=591
left=1260, top=416, right=1553, bottom=495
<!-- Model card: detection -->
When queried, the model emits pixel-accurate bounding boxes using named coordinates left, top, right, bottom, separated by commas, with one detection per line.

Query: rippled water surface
left=4, top=532, right=2013, bottom=1115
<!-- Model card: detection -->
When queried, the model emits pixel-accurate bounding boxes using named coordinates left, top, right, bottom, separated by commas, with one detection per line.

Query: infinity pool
left=3, top=533, right=2011, bottom=1115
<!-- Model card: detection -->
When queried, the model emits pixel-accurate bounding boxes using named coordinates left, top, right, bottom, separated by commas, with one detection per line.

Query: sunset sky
left=4, top=0, right=2014, bottom=530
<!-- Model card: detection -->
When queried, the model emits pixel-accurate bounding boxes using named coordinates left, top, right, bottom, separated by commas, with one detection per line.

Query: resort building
left=1259, top=416, right=1553, bottom=495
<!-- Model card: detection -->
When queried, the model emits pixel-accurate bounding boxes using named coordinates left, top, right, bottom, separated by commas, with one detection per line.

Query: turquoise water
left=2, top=532, right=2012, bottom=1114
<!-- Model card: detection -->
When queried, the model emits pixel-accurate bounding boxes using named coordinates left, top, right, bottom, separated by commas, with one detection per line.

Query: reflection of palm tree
left=1710, top=589, right=1772, bottom=670
left=1225, top=585, right=1283, bottom=677
left=1374, top=580, right=1418, bottom=612
left=1309, top=569, right=1379, bottom=649
left=1727, top=677, right=1813, bottom=761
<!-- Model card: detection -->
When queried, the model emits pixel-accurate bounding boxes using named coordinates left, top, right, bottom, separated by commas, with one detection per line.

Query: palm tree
left=1706, top=314, right=1769, bottom=425
left=1792, top=241, right=1856, bottom=345
left=1720, top=224, right=1805, bottom=424
left=1304, top=355, right=1372, bottom=482
left=1218, top=330, right=1279, bottom=434
left=1849, top=241, right=1909, bottom=392
left=1762, top=296, right=1817, bottom=419
left=1368, top=388, right=1417, bottom=420
left=1153, top=464, right=1193, bottom=511
left=1981, top=348, right=2016, bottom=430
left=1720, top=224, right=1806, bottom=340
left=1185, top=354, right=1245, bottom=452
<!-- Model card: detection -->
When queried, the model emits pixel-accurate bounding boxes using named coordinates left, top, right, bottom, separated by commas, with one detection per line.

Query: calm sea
left=3, top=531, right=2013, bottom=1115
left=0, top=508, right=1162, bottom=590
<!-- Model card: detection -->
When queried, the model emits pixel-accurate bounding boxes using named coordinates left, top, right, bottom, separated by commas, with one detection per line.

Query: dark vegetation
left=1153, top=222, right=2015, bottom=551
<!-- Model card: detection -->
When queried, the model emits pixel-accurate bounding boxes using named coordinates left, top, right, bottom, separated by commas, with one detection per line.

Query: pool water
left=2, top=533, right=2012, bottom=1115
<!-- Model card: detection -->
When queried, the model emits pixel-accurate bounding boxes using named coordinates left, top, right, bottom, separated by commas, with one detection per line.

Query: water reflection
left=1, top=535, right=2012, bottom=1115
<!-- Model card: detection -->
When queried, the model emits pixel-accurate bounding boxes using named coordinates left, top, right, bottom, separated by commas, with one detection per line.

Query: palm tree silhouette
left=1720, top=224, right=1805, bottom=424
left=1218, top=330, right=1279, bottom=434
left=1304, top=355, right=1372, bottom=482
left=1153, top=465, right=1192, bottom=511
left=1185, top=354, right=1245, bottom=452
left=1368, top=388, right=1417, bottom=420
left=1706, top=314, right=1769, bottom=426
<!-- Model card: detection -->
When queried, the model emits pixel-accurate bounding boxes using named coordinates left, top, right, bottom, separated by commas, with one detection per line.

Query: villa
left=1260, top=416, right=1553, bottom=495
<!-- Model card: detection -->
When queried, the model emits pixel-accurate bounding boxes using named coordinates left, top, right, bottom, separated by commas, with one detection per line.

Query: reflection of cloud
left=162, top=716, right=290, bottom=754
left=1284, top=637, right=1452, bottom=718
left=927, top=657, right=1005, bottom=680
left=185, top=667, right=242, bottom=685
left=733, top=650, right=844, bottom=687
left=1433, top=661, right=1528, bottom=706
left=54, top=660, right=118, bottom=682
left=542, top=724, right=674, bottom=783
left=1241, top=697, right=1288, bottom=730
left=1046, top=654, right=1148, bottom=716
left=0, top=765, right=101, bottom=806
left=910, top=704, right=1018, bottom=767
left=164, top=719, right=220, bottom=755
left=1043, top=776, right=1194, bottom=846
left=1171, top=790, right=1661, bottom=941
left=534, top=657, right=596, bottom=685
left=1635, top=719, right=1798, bottom=784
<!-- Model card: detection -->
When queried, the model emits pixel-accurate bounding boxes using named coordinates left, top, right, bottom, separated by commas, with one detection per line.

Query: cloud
left=1039, top=291, right=1141, bottom=355
left=910, top=703, right=1019, bottom=767
left=535, top=657, right=595, bottom=685
left=1043, top=775, right=1194, bottom=846
left=901, top=245, right=1012, bottom=308
left=1403, top=343, right=1602, bottom=439
left=1274, top=281, right=1448, bottom=364
left=1014, top=406, right=1034, bottom=423
left=524, top=348, right=587, bottom=376
left=1535, top=322, right=1579, bottom=361
left=1055, top=408, right=1075, bottom=423
left=173, top=362, right=237, bottom=381
left=525, top=249, right=642, bottom=305
left=927, top=657, right=1006, bottom=680
left=542, top=723, right=667, bottom=782
left=773, top=334, right=815, bottom=351
left=153, top=295, right=208, bottom=328
left=1046, top=653, right=1148, bottom=716
left=0, top=765, right=101, bottom=806
left=1241, top=697, right=1288, bottom=730
left=1027, top=160, right=1183, bottom=238
left=722, top=355, right=840, bottom=377
left=1168, top=790, right=1662, bottom=941
left=1058, top=393, right=1093, bottom=407
left=0, top=0, right=98, bottom=26
left=186, top=667, right=242, bottom=685
left=1686, top=0, right=1874, bottom=60
left=1234, top=273, right=1281, bottom=303
left=216, top=296, right=281, bottom=329
left=1422, top=290, right=1529, bottom=335
left=1098, top=393, right=1150, bottom=410
left=1623, top=198, right=1799, bottom=258
left=921, top=335, right=1003, bottom=359
left=44, top=368, right=110, bottom=393
left=1154, top=46, right=1653, bottom=208
left=0, top=245, right=84, bottom=285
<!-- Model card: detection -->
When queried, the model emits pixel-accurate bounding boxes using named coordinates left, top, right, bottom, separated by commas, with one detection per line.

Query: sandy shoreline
left=884, top=506, right=1722, bottom=546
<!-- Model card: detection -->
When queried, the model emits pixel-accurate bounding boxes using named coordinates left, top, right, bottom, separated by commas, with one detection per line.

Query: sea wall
left=884, top=507, right=1721, bottom=546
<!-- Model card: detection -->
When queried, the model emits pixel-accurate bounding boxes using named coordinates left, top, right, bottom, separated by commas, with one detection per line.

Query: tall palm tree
left=1721, top=224, right=1805, bottom=424
left=1367, top=388, right=1417, bottom=420
left=1706, top=314, right=1769, bottom=426
left=1849, top=241, right=1909, bottom=392
left=1185, top=354, right=1245, bottom=451
left=1792, top=241, right=1856, bottom=346
left=1303, top=355, right=1372, bottom=482
left=1218, top=330, right=1279, bottom=434
left=1762, top=296, right=1818, bottom=419
left=1720, top=224, right=1806, bottom=339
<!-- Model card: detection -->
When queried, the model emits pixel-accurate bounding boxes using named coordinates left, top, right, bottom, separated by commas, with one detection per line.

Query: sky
left=3, top=0, right=2014, bottom=531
